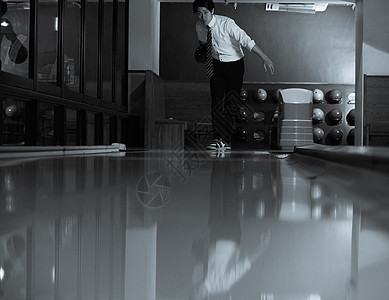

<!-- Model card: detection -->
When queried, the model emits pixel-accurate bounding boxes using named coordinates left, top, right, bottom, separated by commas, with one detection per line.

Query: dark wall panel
left=160, top=3, right=355, bottom=83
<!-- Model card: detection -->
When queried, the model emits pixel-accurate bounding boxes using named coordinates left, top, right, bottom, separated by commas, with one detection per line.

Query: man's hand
left=251, top=44, right=275, bottom=75
left=263, top=57, right=274, bottom=75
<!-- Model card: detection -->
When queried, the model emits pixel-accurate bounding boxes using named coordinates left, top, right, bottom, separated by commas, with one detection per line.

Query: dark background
left=160, top=3, right=355, bottom=83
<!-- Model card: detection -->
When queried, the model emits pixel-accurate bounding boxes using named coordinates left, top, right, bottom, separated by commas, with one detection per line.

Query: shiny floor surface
left=1, top=150, right=389, bottom=300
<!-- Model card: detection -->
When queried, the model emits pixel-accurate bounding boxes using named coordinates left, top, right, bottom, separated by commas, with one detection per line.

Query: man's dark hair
left=192, top=0, right=215, bottom=13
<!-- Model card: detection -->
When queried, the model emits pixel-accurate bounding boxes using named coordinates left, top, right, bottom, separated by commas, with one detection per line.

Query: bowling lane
left=1, top=149, right=389, bottom=300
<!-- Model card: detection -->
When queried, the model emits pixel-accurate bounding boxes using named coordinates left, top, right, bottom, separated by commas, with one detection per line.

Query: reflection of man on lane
left=0, top=3, right=28, bottom=69
left=0, top=235, right=26, bottom=298
left=191, top=159, right=271, bottom=299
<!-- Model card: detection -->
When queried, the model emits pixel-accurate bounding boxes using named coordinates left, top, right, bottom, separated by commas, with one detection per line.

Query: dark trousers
left=210, top=58, right=245, bottom=141
left=209, top=160, right=241, bottom=244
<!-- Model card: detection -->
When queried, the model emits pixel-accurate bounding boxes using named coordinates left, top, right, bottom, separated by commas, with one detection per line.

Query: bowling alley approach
left=1, top=1, right=389, bottom=300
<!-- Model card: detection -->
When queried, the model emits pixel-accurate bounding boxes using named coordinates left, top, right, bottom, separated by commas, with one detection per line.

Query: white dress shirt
left=203, top=240, right=251, bottom=294
left=196, top=14, right=256, bottom=62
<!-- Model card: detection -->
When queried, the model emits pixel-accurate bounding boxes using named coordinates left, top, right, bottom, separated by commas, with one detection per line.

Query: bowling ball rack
left=170, top=82, right=355, bottom=151
left=231, top=84, right=355, bottom=150
left=312, top=88, right=355, bottom=146
left=231, top=89, right=278, bottom=150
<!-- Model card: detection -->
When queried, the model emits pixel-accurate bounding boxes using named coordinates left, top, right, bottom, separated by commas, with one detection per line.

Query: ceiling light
left=265, top=3, right=328, bottom=14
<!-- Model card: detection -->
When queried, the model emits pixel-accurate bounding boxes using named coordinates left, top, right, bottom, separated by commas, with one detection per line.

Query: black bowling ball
left=194, top=46, right=206, bottom=64
left=347, top=128, right=355, bottom=145
left=346, top=109, right=355, bottom=126
left=327, top=128, right=343, bottom=145
left=326, top=108, right=343, bottom=125
left=327, top=89, right=342, bottom=104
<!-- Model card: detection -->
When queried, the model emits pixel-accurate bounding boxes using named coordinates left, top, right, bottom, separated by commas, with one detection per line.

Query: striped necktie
left=206, top=26, right=213, bottom=78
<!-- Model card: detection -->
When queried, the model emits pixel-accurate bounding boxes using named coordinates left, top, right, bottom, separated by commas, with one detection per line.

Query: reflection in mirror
left=85, top=0, right=99, bottom=98
left=86, top=112, right=96, bottom=145
left=115, top=0, right=127, bottom=105
left=253, top=111, right=265, bottom=123
left=253, top=129, right=266, bottom=142
left=0, top=1, right=30, bottom=77
left=38, top=103, right=55, bottom=146
left=2, top=97, right=25, bottom=145
left=102, top=0, right=113, bottom=101
left=103, top=115, right=110, bottom=145
left=65, top=109, right=78, bottom=146
left=63, top=1, right=81, bottom=92
left=37, top=0, right=58, bottom=85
